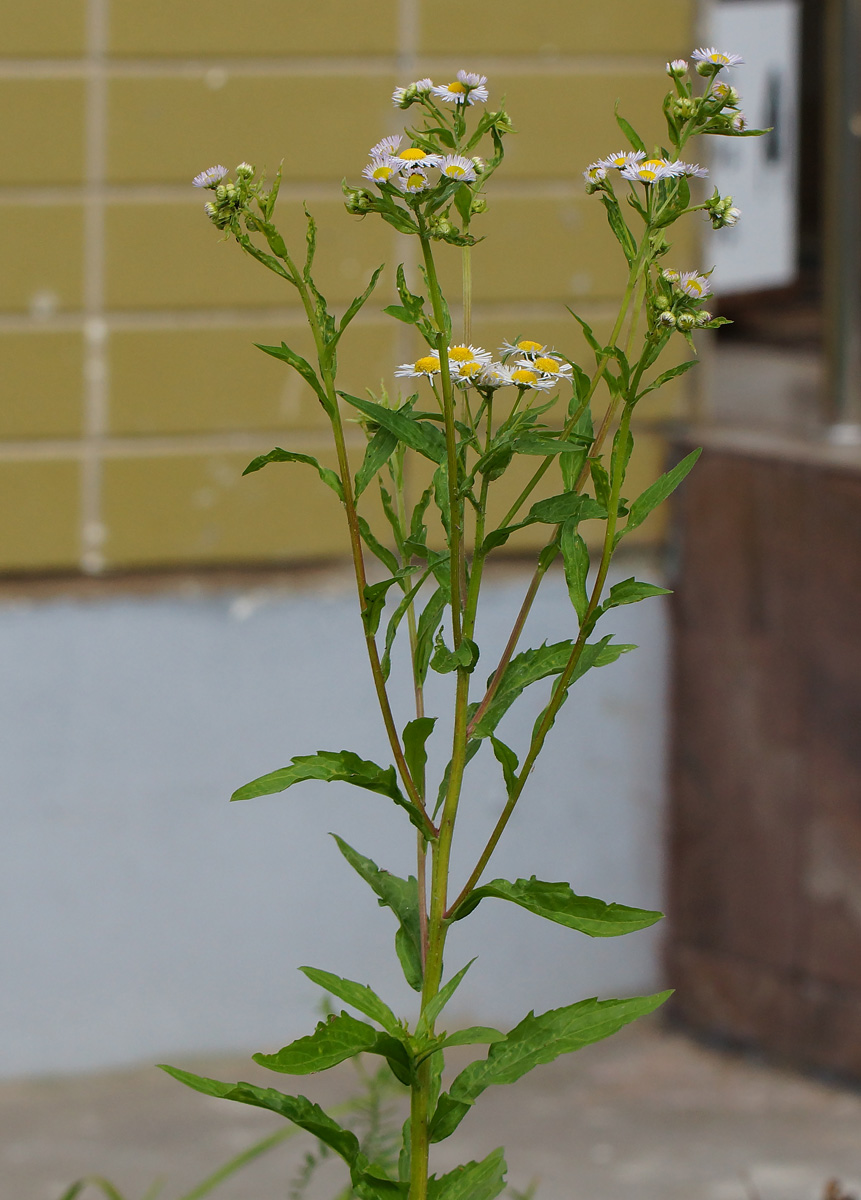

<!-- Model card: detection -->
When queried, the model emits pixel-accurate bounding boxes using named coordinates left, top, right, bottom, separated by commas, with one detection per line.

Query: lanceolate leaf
left=340, top=393, right=447, bottom=463
left=620, top=447, right=701, bottom=540
left=403, top=716, right=437, bottom=796
left=636, top=358, right=697, bottom=401
left=158, top=1067, right=361, bottom=1163
left=242, top=448, right=344, bottom=500
left=601, top=577, right=672, bottom=612
left=436, top=1027, right=505, bottom=1050
left=333, top=836, right=423, bottom=992
left=253, top=1011, right=381, bottom=1074
left=449, top=876, right=663, bottom=934
left=255, top=342, right=333, bottom=415
left=615, top=105, right=647, bottom=153
left=417, top=959, right=476, bottom=1037
left=355, top=427, right=399, bottom=498
left=231, top=750, right=429, bottom=837
left=560, top=521, right=589, bottom=624
left=600, top=195, right=637, bottom=265
left=429, top=992, right=671, bottom=1142
left=300, top=966, right=400, bottom=1034
left=427, top=1148, right=507, bottom=1200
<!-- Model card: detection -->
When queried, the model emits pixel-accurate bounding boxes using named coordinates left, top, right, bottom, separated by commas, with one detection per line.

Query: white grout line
left=0, top=428, right=367, bottom=461
left=80, top=0, right=109, bottom=574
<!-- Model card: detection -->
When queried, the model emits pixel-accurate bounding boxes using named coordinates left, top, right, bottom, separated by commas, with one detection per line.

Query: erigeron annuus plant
left=150, top=54, right=763, bottom=1200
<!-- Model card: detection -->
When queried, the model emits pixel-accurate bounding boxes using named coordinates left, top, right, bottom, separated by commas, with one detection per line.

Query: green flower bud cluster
left=652, top=268, right=724, bottom=336
left=704, top=189, right=742, bottom=229
left=197, top=162, right=267, bottom=233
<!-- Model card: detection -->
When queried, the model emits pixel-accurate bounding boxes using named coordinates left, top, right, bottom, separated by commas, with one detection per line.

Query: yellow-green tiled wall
left=0, top=0, right=696, bottom=573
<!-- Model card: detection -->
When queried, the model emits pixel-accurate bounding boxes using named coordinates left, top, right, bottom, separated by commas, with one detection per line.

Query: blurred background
left=1, top=0, right=860, bottom=1197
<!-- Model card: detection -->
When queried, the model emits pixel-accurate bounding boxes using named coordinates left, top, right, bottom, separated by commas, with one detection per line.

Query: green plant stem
left=450, top=399, right=636, bottom=915
left=462, top=245, right=472, bottom=346
left=263, top=226, right=430, bottom=830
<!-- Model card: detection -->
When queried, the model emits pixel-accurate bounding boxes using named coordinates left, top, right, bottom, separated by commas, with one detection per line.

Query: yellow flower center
left=444, top=164, right=466, bottom=177
left=686, top=279, right=706, bottom=296
left=448, top=81, right=467, bottom=93
left=517, top=340, right=543, bottom=354
left=534, top=357, right=561, bottom=373
left=448, top=346, right=474, bottom=361
left=414, top=355, right=439, bottom=373
left=399, top=148, right=427, bottom=160
left=372, top=165, right=394, bottom=180
left=639, top=169, right=659, bottom=182
left=406, top=173, right=426, bottom=190
left=643, top=159, right=666, bottom=171
left=512, top=368, right=538, bottom=386
left=710, top=53, right=730, bottom=64
left=458, top=361, right=482, bottom=377
left=611, top=156, right=628, bottom=167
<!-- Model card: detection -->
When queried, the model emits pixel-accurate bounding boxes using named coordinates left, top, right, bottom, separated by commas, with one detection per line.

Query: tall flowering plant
left=141, top=51, right=760, bottom=1200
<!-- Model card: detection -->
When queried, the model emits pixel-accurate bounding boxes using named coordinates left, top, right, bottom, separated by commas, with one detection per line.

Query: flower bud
left=731, top=113, right=747, bottom=132
left=696, top=311, right=713, bottom=326
left=667, top=59, right=689, bottom=77
left=235, top=162, right=254, bottom=178
left=658, top=311, right=677, bottom=328
left=654, top=295, right=671, bottom=311
left=215, top=185, right=228, bottom=201
left=673, top=98, right=696, bottom=119
left=677, top=313, right=696, bottom=331
left=695, top=59, right=721, bottom=77
left=470, top=196, right=488, bottom=214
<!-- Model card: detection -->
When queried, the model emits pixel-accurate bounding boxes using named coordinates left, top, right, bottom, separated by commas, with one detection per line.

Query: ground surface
left=2, top=1021, right=859, bottom=1200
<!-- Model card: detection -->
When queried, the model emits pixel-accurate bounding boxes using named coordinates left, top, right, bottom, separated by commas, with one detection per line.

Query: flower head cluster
left=392, top=70, right=489, bottom=108
left=653, top=268, right=719, bottom=332
left=193, top=162, right=265, bottom=231
left=361, top=134, right=482, bottom=196
left=395, top=340, right=571, bottom=392
left=584, top=151, right=708, bottom=189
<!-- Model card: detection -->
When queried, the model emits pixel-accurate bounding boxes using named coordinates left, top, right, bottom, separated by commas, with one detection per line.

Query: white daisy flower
left=439, top=155, right=477, bottom=181
left=394, top=146, right=442, bottom=168
left=525, top=355, right=574, bottom=379
left=583, top=162, right=608, bottom=183
left=661, top=269, right=681, bottom=283
left=667, top=59, right=689, bottom=76
left=369, top=135, right=402, bottom=158
left=677, top=271, right=712, bottom=299
left=713, top=82, right=740, bottom=105
left=432, top=70, right=489, bottom=105
left=675, top=161, right=709, bottom=178
left=361, top=157, right=400, bottom=185
left=500, top=338, right=547, bottom=360
left=453, top=360, right=485, bottom=387
left=395, top=353, right=441, bottom=378
left=393, top=167, right=432, bottom=194
left=691, top=47, right=745, bottom=69
left=510, top=366, right=554, bottom=391
left=621, top=158, right=680, bottom=183
left=477, top=362, right=515, bottom=389
left=392, top=77, right=435, bottom=105
left=598, top=149, right=646, bottom=171
left=193, top=164, right=229, bottom=188
left=448, top=343, right=492, bottom=365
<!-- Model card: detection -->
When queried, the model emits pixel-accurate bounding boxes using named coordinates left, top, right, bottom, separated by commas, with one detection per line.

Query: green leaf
left=379, top=207, right=420, bottom=236
left=340, top=393, right=447, bottom=463
left=57, top=1181, right=128, bottom=1200
left=300, top=966, right=400, bottom=1034
left=525, top=492, right=606, bottom=525
left=512, top=433, right=591, bottom=456
left=403, top=716, right=437, bottom=795
left=417, top=959, right=476, bottom=1037
left=567, top=309, right=602, bottom=355
left=453, top=183, right=474, bottom=225
left=430, top=992, right=671, bottom=1141
left=615, top=105, right=647, bottom=153
left=231, top=750, right=429, bottom=837
left=472, top=641, right=574, bottom=738
left=338, top=263, right=385, bottom=336
left=436, top=1026, right=505, bottom=1050
left=637, top=358, right=697, bottom=401
left=450, top=876, right=663, bottom=934
left=621, top=447, right=701, bottom=539
left=560, top=521, right=589, bottom=623
left=358, top=516, right=400, bottom=575
left=430, top=633, right=480, bottom=675
left=242, top=448, right=343, bottom=500
left=490, top=735, right=519, bottom=796
left=600, top=195, right=637, bottom=265
left=255, top=342, right=333, bottom=416
left=158, top=1066, right=362, bottom=1163
left=333, top=836, right=423, bottom=992
left=415, top=585, right=448, bottom=686
left=427, top=1148, right=507, bottom=1200
left=355, top=428, right=399, bottom=498
left=253, top=1011, right=381, bottom=1074
left=362, top=570, right=416, bottom=637
left=602, top=577, right=671, bottom=611
left=589, top=458, right=610, bottom=510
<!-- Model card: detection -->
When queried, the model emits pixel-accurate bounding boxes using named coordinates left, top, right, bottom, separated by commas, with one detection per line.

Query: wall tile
left=104, top=200, right=395, bottom=309
left=101, top=448, right=352, bottom=566
left=108, top=320, right=398, bottom=434
left=419, top=0, right=692, bottom=55
left=0, top=332, right=84, bottom=439
left=1, top=0, right=86, bottom=56
left=0, top=460, right=79, bottom=569
left=0, top=81, right=86, bottom=185
left=108, top=0, right=399, bottom=57
left=107, top=74, right=397, bottom=184
left=0, top=206, right=84, bottom=314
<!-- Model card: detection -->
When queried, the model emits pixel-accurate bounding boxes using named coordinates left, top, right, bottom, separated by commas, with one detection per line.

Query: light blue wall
left=0, top=556, right=669, bottom=1078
